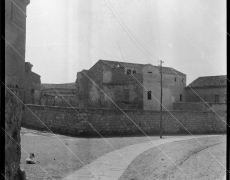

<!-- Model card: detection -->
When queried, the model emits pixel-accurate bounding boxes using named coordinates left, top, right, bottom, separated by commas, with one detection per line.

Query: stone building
left=5, top=0, right=30, bottom=179
left=75, top=59, right=186, bottom=110
left=173, top=75, right=227, bottom=112
left=40, top=83, right=78, bottom=106
left=24, top=62, right=41, bottom=104
left=185, top=75, right=227, bottom=103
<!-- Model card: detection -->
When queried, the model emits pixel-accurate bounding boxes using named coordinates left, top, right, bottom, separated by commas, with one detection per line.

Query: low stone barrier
left=22, top=105, right=226, bottom=136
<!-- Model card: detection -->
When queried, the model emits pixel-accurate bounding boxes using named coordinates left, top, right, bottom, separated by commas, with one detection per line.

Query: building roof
left=31, top=72, right=41, bottom=77
left=98, top=59, right=185, bottom=75
left=186, top=75, right=227, bottom=88
left=41, top=83, right=76, bottom=90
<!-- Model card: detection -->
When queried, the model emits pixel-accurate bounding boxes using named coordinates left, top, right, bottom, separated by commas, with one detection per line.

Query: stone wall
left=5, top=0, right=30, bottom=179
left=173, top=102, right=226, bottom=113
left=22, top=105, right=226, bottom=136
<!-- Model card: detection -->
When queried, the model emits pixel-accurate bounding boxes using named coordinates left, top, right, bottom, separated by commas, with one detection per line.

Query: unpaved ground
left=119, top=135, right=226, bottom=180
left=20, top=128, right=160, bottom=180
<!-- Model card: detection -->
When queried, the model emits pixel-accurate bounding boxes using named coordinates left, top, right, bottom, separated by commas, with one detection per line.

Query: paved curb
left=62, top=135, right=221, bottom=180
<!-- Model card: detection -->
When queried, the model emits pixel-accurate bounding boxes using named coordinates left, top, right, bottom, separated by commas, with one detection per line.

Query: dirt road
left=119, top=135, right=226, bottom=180
left=20, top=128, right=226, bottom=180
left=20, top=128, right=155, bottom=180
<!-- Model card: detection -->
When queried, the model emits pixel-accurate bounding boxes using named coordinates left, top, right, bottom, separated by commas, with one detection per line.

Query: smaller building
left=24, top=62, right=41, bottom=104
left=40, top=83, right=78, bottom=106
left=185, top=75, right=226, bottom=103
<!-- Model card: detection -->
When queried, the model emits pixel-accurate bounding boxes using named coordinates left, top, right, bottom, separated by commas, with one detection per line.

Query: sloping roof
left=187, top=75, right=227, bottom=88
left=31, top=72, right=41, bottom=77
left=99, top=59, right=144, bottom=68
left=98, top=59, right=185, bottom=75
left=41, top=83, right=76, bottom=90
left=154, top=66, right=185, bottom=75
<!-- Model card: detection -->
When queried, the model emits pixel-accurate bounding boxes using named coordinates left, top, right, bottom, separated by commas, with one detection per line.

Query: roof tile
left=187, top=75, right=227, bottom=88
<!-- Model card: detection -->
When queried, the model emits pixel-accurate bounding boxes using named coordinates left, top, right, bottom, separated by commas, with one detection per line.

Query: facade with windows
left=75, top=59, right=186, bottom=110
left=142, top=64, right=186, bottom=110
left=184, top=75, right=226, bottom=103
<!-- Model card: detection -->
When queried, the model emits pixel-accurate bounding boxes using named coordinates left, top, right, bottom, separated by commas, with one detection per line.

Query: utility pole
left=159, top=60, right=164, bottom=138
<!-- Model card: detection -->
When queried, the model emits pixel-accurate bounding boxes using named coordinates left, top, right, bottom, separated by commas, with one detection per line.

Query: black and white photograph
left=3, top=0, right=227, bottom=179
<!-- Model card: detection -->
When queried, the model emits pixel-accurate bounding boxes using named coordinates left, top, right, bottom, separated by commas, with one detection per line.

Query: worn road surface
left=20, top=128, right=226, bottom=180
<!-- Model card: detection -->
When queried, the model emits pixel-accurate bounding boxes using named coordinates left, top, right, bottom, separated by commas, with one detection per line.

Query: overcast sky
left=25, top=0, right=226, bottom=85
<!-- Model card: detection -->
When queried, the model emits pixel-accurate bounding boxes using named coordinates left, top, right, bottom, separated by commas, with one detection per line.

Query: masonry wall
left=5, top=0, right=30, bottom=179
left=76, top=63, right=144, bottom=109
left=173, top=102, right=226, bottom=113
left=22, top=105, right=226, bottom=136
left=110, top=67, right=144, bottom=109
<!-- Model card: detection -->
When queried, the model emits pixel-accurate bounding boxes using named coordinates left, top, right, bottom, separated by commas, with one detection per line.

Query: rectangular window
left=127, top=69, right=131, bottom=74
left=175, top=78, right=176, bottom=81
left=180, top=94, right=182, bottom=101
left=147, top=91, right=152, bottom=100
left=215, top=95, right=219, bottom=103
left=148, top=72, right=152, bottom=73
left=133, top=70, right=136, bottom=74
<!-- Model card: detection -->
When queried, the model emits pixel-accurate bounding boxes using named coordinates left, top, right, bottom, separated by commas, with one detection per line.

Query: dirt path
left=119, top=135, right=226, bottom=180
left=20, top=128, right=159, bottom=180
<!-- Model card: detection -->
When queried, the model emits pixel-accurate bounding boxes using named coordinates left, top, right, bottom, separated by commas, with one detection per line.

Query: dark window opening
left=147, top=91, right=152, bottom=100
left=148, top=72, right=152, bottom=74
left=133, top=70, right=136, bottom=74
left=182, top=78, right=184, bottom=82
left=175, top=78, right=176, bottom=81
left=180, top=94, right=182, bottom=101
left=215, top=95, right=219, bottom=103
left=127, top=69, right=131, bottom=74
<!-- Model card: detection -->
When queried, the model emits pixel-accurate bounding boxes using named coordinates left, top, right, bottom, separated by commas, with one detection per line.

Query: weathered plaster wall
left=5, top=0, right=30, bottom=179
left=185, top=87, right=226, bottom=103
left=142, top=65, right=186, bottom=111
left=75, top=71, right=90, bottom=108
left=39, top=88, right=78, bottom=107
left=103, top=70, right=112, bottom=83
left=109, top=66, right=143, bottom=109
left=170, top=74, right=186, bottom=102
left=142, top=65, right=160, bottom=110
left=39, top=94, right=77, bottom=107
left=76, top=62, right=143, bottom=109
left=24, top=62, right=41, bottom=104
left=22, top=105, right=226, bottom=136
